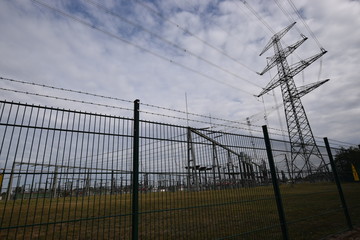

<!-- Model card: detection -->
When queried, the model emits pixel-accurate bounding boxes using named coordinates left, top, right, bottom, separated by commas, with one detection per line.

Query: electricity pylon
left=257, top=22, right=329, bottom=181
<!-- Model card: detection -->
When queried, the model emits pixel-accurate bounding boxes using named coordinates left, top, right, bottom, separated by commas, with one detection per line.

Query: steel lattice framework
left=258, top=22, right=329, bottom=180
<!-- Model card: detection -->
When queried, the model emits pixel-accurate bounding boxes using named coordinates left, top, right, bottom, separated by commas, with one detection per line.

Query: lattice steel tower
left=257, top=22, right=329, bottom=181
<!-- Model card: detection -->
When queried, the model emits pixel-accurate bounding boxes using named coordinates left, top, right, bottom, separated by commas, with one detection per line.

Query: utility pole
left=257, top=22, right=329, bottom=181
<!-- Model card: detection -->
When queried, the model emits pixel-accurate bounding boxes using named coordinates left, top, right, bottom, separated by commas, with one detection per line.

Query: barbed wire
left=0, top=83, right=290, bottom=139
left=2, top=75, right=339, bottom=144
left=0, top=76, right=261, bottom=130
left=0, top=87, right=133, bottom=112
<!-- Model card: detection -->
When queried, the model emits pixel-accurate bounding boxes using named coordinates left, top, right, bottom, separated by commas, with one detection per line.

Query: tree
left=334, top=147, right=360, bottom=182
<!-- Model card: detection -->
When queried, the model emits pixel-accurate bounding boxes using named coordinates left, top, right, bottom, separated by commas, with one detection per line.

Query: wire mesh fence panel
left=137, top=123, right=282, bottom=239
left=327, top=143, right=360, bottom=227
left=268, top=137, right=351, bottom=239
left=0, top=101, right=134, bottom=239
left=0, top=101, right=284, bottom=239
left=342, top=182, right=360, bottom=226
left=1, top=100, right=359, bottom=240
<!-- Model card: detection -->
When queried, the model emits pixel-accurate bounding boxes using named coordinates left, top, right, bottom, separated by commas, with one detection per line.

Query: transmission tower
left=257, top=22, right=329, bottom=181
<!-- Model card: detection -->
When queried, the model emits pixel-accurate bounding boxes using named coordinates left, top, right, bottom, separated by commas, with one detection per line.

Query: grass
left=0, top=182, right=359, bottom=239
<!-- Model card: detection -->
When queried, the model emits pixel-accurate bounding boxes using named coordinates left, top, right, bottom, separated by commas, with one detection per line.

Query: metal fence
left=0, top=100, right=359, bottom=239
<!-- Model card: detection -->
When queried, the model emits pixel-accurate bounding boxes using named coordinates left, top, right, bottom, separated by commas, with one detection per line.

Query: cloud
left=0, top=0, right=359, bottom=145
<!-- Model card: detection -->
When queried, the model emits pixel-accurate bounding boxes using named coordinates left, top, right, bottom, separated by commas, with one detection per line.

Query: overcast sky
left=0, top=0, right=359, bottom=146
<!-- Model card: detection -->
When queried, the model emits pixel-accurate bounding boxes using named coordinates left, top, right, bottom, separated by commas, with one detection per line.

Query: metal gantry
left=186, top=127, right=266, bottom=189
left=257, top=22, right=329, bottom=181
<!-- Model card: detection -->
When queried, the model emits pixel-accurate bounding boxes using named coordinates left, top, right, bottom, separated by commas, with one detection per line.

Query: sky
left=0, top=0, right=359, bottom=147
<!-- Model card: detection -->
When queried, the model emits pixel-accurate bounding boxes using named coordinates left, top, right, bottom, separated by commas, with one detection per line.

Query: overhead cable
left=237, top=0, right=304, bottom=62
left=273, top=0, right=302, bottom=35
left=286, top=0, right=324, bottom=49
left=31, top=0, right=256, bottom=97
left=239, top=0, right=275, bottom=34
left=83, top=0, right=261, bottom=89
left=133, top=0, right=258, bottom=74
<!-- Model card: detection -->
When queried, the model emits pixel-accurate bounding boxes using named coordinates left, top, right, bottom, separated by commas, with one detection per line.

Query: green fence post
left=324, top=137, right=353, bottom=230
left=132, top=99, right=140, bottom=240
left=262, top=125, right=289, bottom=240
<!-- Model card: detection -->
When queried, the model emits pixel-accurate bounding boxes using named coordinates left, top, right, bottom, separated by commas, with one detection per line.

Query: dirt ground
left=324, top=227, right=360, bottom=240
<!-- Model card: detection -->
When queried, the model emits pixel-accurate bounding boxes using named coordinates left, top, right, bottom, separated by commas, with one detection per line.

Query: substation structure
left=2, top=128, right=271, bottom=200
left=3, top=161, right=133, bottom=200
left=186, top=127, right=269, bottom=191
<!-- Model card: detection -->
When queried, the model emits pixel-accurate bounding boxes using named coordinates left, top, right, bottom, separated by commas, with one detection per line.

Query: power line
left=12, top=1, right=331, bottom=144
left=273, top=0, right=302, bottom=35
left=236, top=0, right=304, bottom=62
left=286, top=0, right=323, bottom=49
left=258, top=0, right=324, bottom=86
left=30, top=0, right=254, bottom=97
left=238, top=0, right=275, bottom=34
left=133, top=0, right=258, bottom=74
left=26, top=0, right=286, bottom=129
left=83, top=0, right=261, bottom=89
